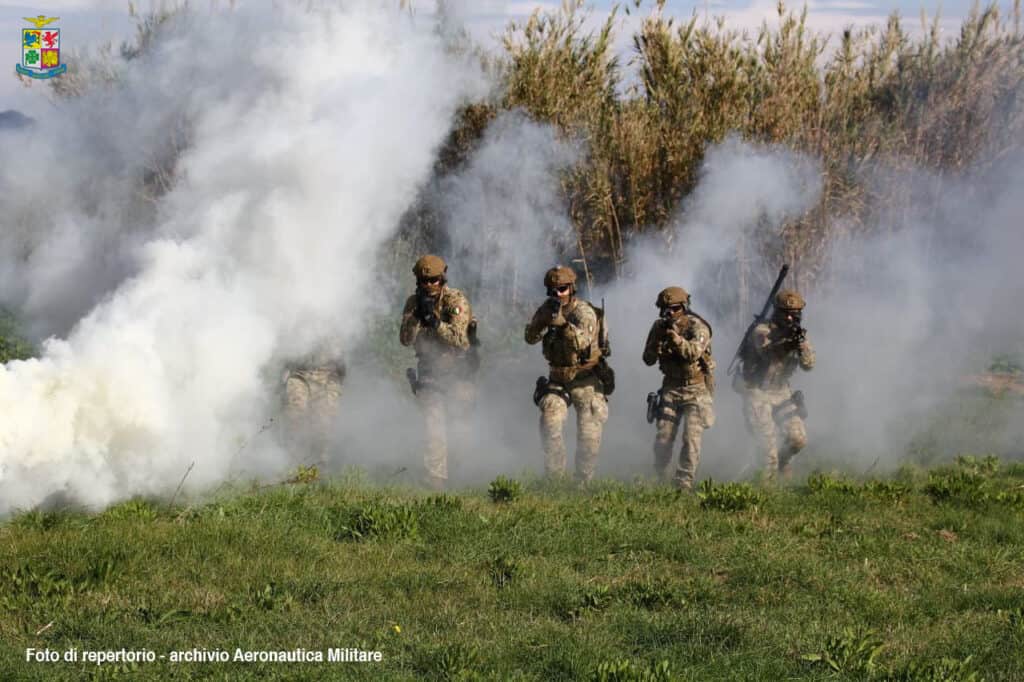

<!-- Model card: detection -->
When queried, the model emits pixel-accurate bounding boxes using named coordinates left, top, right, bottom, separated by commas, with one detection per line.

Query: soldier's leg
left=743, top=393, right=779, bottom=482
left=417, top=388, right=448, bottom=487
left=778, top=415, right=808, bottom=480
left=653, top=396, right=680, bottom=481
left=573, top=383, right=609, bottom=484
left=447, top=380, right=477, bottom=480
left=675, top=406, right=704, bottom=491
left=284, top=373, right=310, bottom=417
left=308, top=371, right=342, bottom=466
left=677, top=391, right=714, bottom=489
left=538, top=393, right=569, bottom=477
left=284, top=373, right=311, bottom=457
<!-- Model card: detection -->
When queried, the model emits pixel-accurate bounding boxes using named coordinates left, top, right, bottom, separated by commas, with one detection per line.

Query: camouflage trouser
left=416, top=379, right=475, bottom=481
left=538, top=372, right=609, bottom=482
left=284, top=367, right=344, bottom=464
left=742, top=387, right=807, bottom=481
left=653, top=383, right=715, bottom=489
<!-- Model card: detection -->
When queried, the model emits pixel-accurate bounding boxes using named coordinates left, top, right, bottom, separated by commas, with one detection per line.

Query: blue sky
left=0, top=0, right=1001, bottom=115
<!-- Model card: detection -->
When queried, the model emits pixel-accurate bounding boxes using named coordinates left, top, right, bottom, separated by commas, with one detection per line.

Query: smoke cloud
left=0, top=1, right=485, bottom=514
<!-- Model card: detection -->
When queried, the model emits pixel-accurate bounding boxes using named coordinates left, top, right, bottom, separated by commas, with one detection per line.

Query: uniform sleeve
left=399, top=295, right=420, bottom=347
left=668, top=318, right=711, bottom=362
left=798, top=337, right=815, bottom=370
left=524, top=305, right=548, bottom=345
left=642, top=321, right=662, bottom=366
left=564, top=301, right=598, bottom=355
left=434, top=291, right=471, bottom=350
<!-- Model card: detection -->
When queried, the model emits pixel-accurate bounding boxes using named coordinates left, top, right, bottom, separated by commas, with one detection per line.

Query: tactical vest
left=543, top=299, right=605, bottom=384
left=660, top=313, right=715, bottom=393
left=414, top=288, right=473, bottom=379
left=739, top=322, right=795, bottom=390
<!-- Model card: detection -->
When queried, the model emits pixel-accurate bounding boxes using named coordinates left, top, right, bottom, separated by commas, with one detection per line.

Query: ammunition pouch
left=594, top=357, right=615, bottom=396
left=772, top=389, right=808, bottom=423
left=533, top=376, right=571, bottom=408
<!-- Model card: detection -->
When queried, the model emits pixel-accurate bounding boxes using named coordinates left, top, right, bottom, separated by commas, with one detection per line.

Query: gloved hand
left=416, top=290, right=439, bottom=329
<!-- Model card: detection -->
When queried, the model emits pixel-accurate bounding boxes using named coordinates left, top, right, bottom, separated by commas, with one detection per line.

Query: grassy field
left=3, top=457, right=1024, bottom=681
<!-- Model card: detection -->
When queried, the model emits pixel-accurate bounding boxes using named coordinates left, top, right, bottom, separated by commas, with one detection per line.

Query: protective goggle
left=418, top=276, right=443, bottom=286
left=547, top=284, right=571, bottom=296
left=662, top=304, right=684, bottom=313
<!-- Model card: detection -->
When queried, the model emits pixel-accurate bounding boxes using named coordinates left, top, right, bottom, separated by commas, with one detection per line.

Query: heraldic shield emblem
left=16, top=15, right=67, bottom=79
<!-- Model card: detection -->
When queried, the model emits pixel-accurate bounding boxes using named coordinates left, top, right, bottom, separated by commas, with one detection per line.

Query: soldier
left=283, top=338, right=346, bottom=466
left=399, top=255, right=476, bottom=490
left=642, top=287, right=715, bottom=491
left=736, top=289, right=815, bottom=481
left=525, top=265, right=611, bottom=483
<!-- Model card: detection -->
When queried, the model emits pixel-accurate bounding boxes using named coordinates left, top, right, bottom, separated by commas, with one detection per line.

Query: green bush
left=334, top=501, right=419, bottom=541
left=697, top=480, right=761, bottom=512
left=488, top=476, right=523, bottom=504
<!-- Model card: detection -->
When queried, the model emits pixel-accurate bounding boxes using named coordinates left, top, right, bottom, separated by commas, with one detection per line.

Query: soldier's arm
left=399, top=295, right=420, bottom=347
left=666, top=318, right=711, bottom=362
left=564, top=302, right=598, bottom=354
left=747, top=324, right=772, bottom=358
left=798, top=337, right=815, bottom=370
left=524, top=306, right=549, bottom=345
left=642, top=321, right=661, bottom=366
left=434, top=291, right=471, bottom=350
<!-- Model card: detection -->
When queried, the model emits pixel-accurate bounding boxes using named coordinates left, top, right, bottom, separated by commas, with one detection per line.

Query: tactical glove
left=545, top=297, right=567, bottom=327
left=421, top=311, right=440, bottom=329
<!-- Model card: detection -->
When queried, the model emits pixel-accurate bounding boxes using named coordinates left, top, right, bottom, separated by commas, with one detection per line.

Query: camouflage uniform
left=737, top=290, right=815, bottom=480
left=283, top=339, right=346, bottom=464
left=525, top=267, right=609, bottom=483
left=400, top=258, right=475, bottom=487
left=642, top=288, right=715, bottom=490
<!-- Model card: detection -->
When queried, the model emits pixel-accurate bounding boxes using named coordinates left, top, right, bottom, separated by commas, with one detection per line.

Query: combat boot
left=673, top=474, right=694, bottom=493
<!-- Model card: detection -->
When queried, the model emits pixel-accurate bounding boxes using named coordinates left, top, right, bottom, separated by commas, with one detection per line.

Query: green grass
left=3, top=462, right=1024, bottom=680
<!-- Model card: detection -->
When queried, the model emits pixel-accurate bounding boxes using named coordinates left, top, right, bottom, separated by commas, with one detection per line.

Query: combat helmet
left=543, top=266, right=577, bottom=289
left=774, top=289, right=805, bottom=311
left=656, top=286, right=690, bottom=309
left=413, top=255, right=447, bottom=281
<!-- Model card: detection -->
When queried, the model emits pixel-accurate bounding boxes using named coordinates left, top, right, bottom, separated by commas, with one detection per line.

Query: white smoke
left=438, top=109, right=580, bottom=309
left=0, top=1, right=485, bottom=514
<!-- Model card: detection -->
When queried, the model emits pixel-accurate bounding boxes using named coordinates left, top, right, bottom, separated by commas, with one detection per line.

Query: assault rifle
left=726, top=264, right=789, bottom=376
left=415, top=289, right=439, bottom=329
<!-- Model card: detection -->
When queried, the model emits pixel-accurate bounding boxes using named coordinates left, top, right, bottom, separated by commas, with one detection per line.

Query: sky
left=0, top=0, right=995, bottom=116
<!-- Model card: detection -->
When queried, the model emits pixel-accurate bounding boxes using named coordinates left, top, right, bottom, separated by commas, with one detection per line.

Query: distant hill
left=0, top=110, right=34, bottom=130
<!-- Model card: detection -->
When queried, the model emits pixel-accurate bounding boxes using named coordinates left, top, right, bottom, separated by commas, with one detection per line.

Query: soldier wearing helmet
left=400, top=254, right=476, bottom=490
left=525, top=265, right=611, bottom=483
left=736, top=288, right=815, bottom=481
left=642, top=286, right=716, bottom=490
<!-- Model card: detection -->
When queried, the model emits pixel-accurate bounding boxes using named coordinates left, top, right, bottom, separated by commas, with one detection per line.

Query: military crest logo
left=16, top=15, right=66, bottom=79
